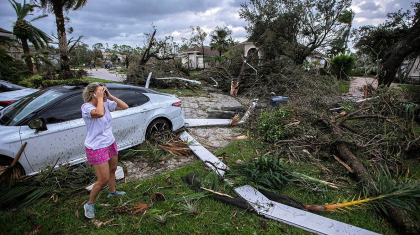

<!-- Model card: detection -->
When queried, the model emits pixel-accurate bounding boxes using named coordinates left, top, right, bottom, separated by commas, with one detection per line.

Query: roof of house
left=0, top=28, right=14, bottom=38
left=182, top=46, right=219, bottom=57
left=0, top=28, right=13, bottom=34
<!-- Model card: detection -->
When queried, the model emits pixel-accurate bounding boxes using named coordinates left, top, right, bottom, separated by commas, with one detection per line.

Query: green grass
left=83, top=77, right=120, bottom=83
left=0, top=139, right=400, bottom=234
left=154, top=88, right=208, bottom=97
left=338, top=80, right=350, bottom=93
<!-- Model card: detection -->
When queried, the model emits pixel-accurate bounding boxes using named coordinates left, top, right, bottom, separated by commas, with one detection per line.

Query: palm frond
left=306, top=167, right=420, bottom=216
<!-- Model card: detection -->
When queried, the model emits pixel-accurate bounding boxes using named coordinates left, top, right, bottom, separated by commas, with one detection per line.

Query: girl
left=81, top=82, right=129, bottom=218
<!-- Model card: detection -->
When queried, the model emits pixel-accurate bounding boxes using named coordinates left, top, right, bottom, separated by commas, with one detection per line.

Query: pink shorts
left=86, top=142, right=118, bottom=165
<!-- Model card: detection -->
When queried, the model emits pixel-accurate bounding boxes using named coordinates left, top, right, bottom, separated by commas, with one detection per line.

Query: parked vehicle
left=0, top=83, right=184, bottom=175
left=0, top=80, right=38, bottom=109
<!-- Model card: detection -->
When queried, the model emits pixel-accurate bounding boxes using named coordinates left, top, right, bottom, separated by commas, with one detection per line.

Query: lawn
left=0, top=138, right=399, bottom=234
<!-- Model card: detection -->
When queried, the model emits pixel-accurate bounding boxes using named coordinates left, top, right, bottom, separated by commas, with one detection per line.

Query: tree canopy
left=353, top=2, right=420, bottom=86
left=35, top=0, right=88, bottom=79
left=239, top=0, right=352, bottom=64
left=210, top=26, right=233, bottom=57
left=9, top=0, right=51, bottom=73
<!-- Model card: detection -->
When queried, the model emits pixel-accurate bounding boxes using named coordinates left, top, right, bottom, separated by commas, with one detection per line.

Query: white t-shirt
left=81, top=100, right=118, bottom=150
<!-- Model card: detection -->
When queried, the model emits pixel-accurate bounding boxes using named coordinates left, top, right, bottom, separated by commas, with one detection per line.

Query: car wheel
left=146, top=119, right=170, bottom=139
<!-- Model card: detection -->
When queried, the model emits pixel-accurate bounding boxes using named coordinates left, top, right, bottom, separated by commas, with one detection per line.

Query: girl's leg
left=107, top=155, right=118, bottom=193
left=89, top=162, right=110, bottom=203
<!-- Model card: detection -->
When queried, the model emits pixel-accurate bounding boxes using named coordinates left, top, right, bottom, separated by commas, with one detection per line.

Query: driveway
left=349, top=77, right=399, bottom=97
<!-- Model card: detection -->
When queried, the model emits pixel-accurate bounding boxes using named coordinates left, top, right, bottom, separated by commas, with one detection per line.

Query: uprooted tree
left=125, top=27, right=186, bottom=86
left=353, top=2, right=420, bottom=86
left=243, top=65, right=420, bottom=234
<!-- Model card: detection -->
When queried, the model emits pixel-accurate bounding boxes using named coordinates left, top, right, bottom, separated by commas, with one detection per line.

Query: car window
left=138, top=92, right=149, bottom=106
left=0, top=90, right=63, bottom=126
left=108, top=89, right=139, bottom=107
left=38, top=95, right=85, bottom=124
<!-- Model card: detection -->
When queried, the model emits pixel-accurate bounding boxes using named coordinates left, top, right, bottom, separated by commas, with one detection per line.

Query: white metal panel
left=184, top=119, right=231, bottom=127
left=234, top=185, right=380, bottom=235
left=179, top=131, right=228, bottom=176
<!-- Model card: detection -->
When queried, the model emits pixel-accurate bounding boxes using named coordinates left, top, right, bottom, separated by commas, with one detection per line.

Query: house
left=181, top=42, right=264, bottom=69
left=102, top=52, right=125, bottom=64
left=306, top=52, right=328, bottom=69
left=0, top=28, right=24, bottom=60
left=404, top=56, right=420, bottom=83
left=181, top=46, right=219, bottom=69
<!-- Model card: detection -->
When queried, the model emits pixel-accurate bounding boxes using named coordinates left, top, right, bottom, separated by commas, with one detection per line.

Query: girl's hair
left=82, top=82, right=105, bottom=103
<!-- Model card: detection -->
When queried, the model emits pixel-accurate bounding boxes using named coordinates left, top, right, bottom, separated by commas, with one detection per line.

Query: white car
left=0, top=83, right=184, bottom=175
left=0, top=80, right=38, bottom=109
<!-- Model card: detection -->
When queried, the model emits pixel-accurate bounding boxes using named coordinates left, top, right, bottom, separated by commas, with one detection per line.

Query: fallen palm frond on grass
left=305, top=167, right=420, bottom=216
left=158, top=141, right=192, bottom=158
left=0, top=162, right=95, bottom=211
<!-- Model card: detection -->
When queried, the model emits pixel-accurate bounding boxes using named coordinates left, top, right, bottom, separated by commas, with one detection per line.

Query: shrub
left=329, top=54, right=355, bottom=80
left=18, top=75, right=43, bottom=88
left=257, top=107, right=296, bottom=143
left=18, top=76, right=86, bottom=88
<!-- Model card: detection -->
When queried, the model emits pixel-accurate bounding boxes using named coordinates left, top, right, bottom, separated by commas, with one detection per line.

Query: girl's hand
left=94, top=86, right=105, bottom=99
left=105, top=88, right=112, bottom=97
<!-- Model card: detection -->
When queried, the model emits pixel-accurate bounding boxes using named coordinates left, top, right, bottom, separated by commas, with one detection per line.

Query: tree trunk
left=231, top=55, right=246, bottom=97
left=53, top=4, right=71, bottom=79
left=378, top=19, right=420, bottom=86
left=21, top=39, right=33, bottom=74
left=329, top=118, right=419, bottom=234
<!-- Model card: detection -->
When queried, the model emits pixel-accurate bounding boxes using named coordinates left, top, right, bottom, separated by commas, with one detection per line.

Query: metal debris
left=184, top=119, right=232, bottom=127
left=180, top=131, right=380, bottom=235
left=155, top=77, right=201, bottom=84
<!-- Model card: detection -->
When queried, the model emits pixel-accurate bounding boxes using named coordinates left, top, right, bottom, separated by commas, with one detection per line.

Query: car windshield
left=0, top=89, right=63, bottom=126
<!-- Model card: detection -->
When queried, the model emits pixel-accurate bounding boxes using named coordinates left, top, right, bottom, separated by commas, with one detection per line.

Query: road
left=87, top=68, right=126, bottom=82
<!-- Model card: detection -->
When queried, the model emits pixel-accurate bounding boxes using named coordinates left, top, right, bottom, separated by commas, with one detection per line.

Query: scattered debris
left=0, top=142, right=27, bottom=184
left=334, top=155, right=354, bottom=173
left=155, top=77, right=201, bottom=84
left=133, top=203, right=148, bottom=215
left=151, top=192, right=166, bottom=203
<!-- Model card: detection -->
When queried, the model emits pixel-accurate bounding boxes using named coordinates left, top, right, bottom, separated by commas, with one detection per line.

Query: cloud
left=0, top=0, right=416, bottom=49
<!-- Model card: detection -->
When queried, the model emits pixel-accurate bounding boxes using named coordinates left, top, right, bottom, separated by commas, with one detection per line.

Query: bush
left=329, top=54, right=355, bottom=80
left=257, top=107, right=296, bottom=143
left=18, top=75, right=43, bottom=88
left=19, top=75, right=86, bottom=88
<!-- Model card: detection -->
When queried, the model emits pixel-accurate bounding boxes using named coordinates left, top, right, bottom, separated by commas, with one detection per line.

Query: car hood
left=0, top=88, right=39, bottom=101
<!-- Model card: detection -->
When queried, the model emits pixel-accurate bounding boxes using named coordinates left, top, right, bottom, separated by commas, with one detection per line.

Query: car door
left=19, top=94, right=86, bottom=174
left=109, top=89, right=155, bottom=149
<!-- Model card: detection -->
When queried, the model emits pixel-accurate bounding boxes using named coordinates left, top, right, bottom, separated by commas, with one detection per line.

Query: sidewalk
left=87, top=68, right=126, bottom=82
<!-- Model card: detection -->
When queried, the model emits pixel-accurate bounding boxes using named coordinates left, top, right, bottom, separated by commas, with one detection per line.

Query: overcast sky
left=0, top=0, right=415, bottom=49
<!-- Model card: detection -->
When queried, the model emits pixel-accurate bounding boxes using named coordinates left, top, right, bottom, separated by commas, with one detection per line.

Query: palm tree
left=9, top=0, right=51, bottom=73
left=210, top=26, right=232, bottom=57
left=36, top=0, right=88, bottom=79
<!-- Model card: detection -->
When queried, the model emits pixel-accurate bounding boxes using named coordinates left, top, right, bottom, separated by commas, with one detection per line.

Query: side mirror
left=28, top=118, right=47, bottom=131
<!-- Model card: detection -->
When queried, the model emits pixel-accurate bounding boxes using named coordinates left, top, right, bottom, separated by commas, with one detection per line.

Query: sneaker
left=108, top=190, right=126, bottom=198
left=84, top=202, right=95, bottom=219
